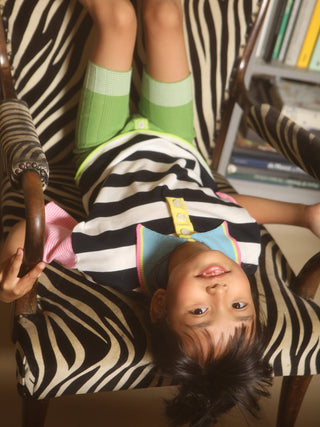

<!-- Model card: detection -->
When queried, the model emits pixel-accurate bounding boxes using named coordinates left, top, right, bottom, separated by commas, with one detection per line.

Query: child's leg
left=81, top=0, right=137, bottom=71
left=139, top=0, right=195, bottom=142
left=75, top=0, right=137, bottom=163
left=143, top=0, right=189, bottom=82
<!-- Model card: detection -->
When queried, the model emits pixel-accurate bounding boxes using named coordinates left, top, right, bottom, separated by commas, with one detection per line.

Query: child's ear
left=149, top=289, right=167, bottom=323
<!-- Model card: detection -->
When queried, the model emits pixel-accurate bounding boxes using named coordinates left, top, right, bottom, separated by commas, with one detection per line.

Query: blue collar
left=136, top=221, right=241, bottom=295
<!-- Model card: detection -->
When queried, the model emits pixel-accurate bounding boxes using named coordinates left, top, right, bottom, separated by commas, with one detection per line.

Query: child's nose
left=206, top=283, right=227, bottom=294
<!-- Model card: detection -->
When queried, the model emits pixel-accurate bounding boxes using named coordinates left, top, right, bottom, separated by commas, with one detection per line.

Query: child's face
left=164, top=242, right=256, bottom=356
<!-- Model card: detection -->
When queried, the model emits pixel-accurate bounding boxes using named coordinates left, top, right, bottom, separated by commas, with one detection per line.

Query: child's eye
left=190, top=307, right=208, bottom=315
left=232, top=302, right=247, bottom=309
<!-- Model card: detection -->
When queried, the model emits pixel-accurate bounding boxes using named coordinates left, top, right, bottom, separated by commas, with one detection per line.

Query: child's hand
left=305, top=203, right=320, bottom=239
left=0, top=248, right=45, bottom=303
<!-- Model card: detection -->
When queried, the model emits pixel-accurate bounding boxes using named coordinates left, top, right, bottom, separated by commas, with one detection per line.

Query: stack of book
left=256, top=0, right=320, bottom=72
left=227, top=78, right=320, bottom=190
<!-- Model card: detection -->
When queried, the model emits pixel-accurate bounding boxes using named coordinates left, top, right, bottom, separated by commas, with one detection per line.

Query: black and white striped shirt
left=72, top=132, right=261, bottom=293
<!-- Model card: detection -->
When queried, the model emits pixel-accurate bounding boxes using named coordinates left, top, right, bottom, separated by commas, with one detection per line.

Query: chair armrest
left=0, top=99, right=49, bottom=189
left=14, top=170, right=46, bottom=316
left=0, top=13, right=47, bottom=316
left=290, top=251, right=320, bottom=300
left=246, top=103, right=320, bottom=181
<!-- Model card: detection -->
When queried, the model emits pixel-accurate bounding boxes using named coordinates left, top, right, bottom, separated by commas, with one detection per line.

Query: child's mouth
left=196, top=265, right=229, bottom=278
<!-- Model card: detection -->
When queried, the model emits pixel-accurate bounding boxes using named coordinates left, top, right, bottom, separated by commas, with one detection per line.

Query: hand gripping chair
left=0, top=1, right=320, bottom=426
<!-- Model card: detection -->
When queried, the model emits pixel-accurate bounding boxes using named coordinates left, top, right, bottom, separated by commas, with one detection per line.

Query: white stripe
left=76, top=245, right=136, bottom=272
left=95, top=173, right=216, bottom=202
left=80, top=135, right=212, bottom=209
left=74, top=201, right=169, bottom=235
left=185, top=200, right=256, bottom=224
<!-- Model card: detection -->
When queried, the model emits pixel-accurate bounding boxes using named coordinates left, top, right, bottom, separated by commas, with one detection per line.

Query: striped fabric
left=1, top=0, right=320, bottom=401
left=0, top=99, right=49, bottom=189
left=72, top=133, right=260, bottom=290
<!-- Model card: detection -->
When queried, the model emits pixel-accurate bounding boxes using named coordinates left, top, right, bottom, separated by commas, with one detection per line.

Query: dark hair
left=148, top=276, right=273, bottom=426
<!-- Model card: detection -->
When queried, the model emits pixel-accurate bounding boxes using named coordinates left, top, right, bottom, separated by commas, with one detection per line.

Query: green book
left=272, top=0, right=295, bottom=59
left=309, top=32, right=320, bottom=71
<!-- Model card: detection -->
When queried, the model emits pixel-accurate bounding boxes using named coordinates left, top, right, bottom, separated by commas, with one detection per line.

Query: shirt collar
left=136, top=222, right=241, bottom=295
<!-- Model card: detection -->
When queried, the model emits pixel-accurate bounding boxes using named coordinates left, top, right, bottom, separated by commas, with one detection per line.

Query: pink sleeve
left=43, top=202, right=78, bottom=268
left=216, top=191, right=239, bottom=205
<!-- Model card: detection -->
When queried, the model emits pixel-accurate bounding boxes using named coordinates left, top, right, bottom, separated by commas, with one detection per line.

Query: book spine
left=284, top=0, right=317, bottom=66
left=227, top=166, right=320, bottom=190
left=297, top=0, right=320, bottom=67
left=264, top=1, right=288, bottom=62
left=308, top=32, right=320, bottom=71
left=278, top=0, right=303, bottom=62
left=233, top=146, right=284, bottom=162
left=230, top=155, right=306, bottom=175
left=256, top=0, right=277, bottom=58
left=272, top=0, right=295, bottom=59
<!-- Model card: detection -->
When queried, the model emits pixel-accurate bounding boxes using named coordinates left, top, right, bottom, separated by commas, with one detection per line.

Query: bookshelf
left=253, top=59, right=320, bottom=84
left=218, top=0, right=320, bottom=205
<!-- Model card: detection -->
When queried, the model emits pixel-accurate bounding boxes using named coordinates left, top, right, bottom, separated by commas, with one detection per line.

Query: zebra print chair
left=0, top=0, right=320, bottom=426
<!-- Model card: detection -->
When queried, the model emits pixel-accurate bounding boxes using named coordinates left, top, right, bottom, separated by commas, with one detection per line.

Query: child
left=1, top=0, right=320, bottom=425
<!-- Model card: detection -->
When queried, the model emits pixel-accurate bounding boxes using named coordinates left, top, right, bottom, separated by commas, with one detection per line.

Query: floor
left=1, top=222, right=320, bottom=426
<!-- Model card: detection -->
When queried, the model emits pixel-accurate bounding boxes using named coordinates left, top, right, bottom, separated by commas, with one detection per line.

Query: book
left=229, top=118, right=320, bottom=191
left=230, top=153, right=308, bottom=176
left=263, top=1, right=288, bottom=62
left=296, top=0, right=320, bottom=67
left=284, top=0, right=317, bottom=66
left=234, top=129, right=283, bottom=159
left=309, top=33, right=320, bottom=71
left=232, top=127, right=314, bottom=177
left=272, top=0, right=295, bottom=60
left=256, top=0, right=277, bottom=58
left=227, top=164, right=320, bottom=190
left=278, top=0, right=303, bottom=62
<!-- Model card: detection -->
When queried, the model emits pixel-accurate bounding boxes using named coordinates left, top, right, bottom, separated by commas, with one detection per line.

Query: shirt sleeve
left=43, top=202, right=78, bottom=268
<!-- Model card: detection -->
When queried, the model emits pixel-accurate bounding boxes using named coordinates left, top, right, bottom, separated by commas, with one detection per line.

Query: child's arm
left=230, top=194, right=320, bottom=238
left=0, top=221, right=45, bottom=303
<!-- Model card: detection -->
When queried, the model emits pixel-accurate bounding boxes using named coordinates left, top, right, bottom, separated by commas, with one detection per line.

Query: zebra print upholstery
left=247, top=104, right=320, bottom=181
left=0, top=99, right=49, bottom=189
left=1, top=0, right=320, bottom=402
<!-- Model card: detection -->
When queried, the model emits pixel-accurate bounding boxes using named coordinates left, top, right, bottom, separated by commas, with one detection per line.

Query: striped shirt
left=71, top=131, right=261, bottom=293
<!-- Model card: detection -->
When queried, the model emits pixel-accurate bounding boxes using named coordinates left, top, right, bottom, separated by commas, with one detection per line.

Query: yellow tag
left=166, top=197, right=195, bottom=241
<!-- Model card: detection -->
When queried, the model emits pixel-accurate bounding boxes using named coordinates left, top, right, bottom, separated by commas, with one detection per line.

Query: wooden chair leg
left=276, top=373, right=313, bottom=427
left=21, top=398, right=50, bottom=427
